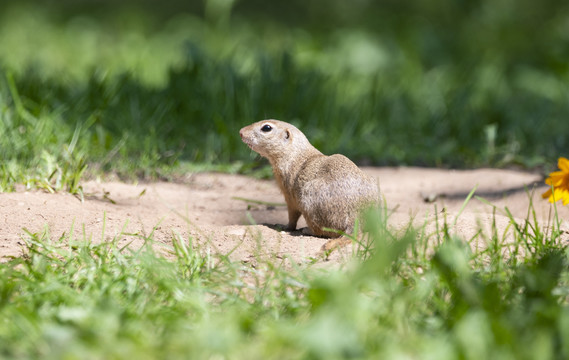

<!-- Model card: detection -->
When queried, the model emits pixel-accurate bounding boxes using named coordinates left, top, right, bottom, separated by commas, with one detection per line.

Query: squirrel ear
left=285, top=129, right=291, bottom=140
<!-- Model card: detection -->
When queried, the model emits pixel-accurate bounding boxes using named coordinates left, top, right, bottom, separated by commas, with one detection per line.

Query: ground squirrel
left=240, top=119, right=379, bottom=238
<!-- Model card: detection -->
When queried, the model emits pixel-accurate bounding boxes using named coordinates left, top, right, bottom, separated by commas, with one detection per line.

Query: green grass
left=1, top=204, right=567, bottom=359
left=0, top=2, right=568, bottom=192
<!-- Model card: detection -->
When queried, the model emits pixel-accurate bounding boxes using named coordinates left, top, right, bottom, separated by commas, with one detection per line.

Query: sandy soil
left=1, top=168, right=568, bottom=264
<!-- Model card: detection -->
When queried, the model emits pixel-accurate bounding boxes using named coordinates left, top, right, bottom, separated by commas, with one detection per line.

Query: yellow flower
left=542, top=157, right=569, bottom=205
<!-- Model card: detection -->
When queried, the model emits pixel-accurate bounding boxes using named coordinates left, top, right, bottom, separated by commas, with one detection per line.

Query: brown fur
left=240, top=119, right=379, bottom=238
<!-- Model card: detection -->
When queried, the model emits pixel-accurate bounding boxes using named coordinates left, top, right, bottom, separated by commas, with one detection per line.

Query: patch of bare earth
left=1, top=168, right=568, bottom=264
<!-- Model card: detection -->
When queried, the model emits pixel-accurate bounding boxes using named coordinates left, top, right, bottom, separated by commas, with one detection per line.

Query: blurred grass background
left=1, top=0, right=568, bottom=189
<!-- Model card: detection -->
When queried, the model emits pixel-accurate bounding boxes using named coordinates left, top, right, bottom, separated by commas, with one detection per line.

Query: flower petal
left=552, top=188, right=569, bottom=204
left=562, top=191, right=569, bottom=205
left=549, top=194, right=557, bottom=203
left=551, top=189, right=560, bottom=203
left=543, top=157, right=569, bottom=204
left=546, top=172, right=566, bottom=186
left=558, top=157, right=569, bottom=172
left=560, top=189, right=569, bottom=205
left=542, top=188, right=552, bottom=199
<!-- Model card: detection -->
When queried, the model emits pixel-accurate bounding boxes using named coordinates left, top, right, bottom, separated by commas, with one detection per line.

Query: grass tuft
left=0, top=198, right=567, bottom=358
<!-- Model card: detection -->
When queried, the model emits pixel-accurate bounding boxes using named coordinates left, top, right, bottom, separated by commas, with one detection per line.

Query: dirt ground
left=1, top=167, right=568, bottom=264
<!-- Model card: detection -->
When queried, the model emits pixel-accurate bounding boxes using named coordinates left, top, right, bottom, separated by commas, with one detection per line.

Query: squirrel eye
left=261, top=124, right=272, bottom=132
